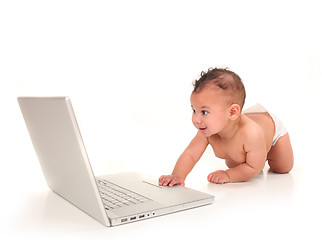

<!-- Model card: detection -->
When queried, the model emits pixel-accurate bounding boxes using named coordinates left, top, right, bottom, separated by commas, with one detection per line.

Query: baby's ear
left=229, top=104, right=241, bottom=120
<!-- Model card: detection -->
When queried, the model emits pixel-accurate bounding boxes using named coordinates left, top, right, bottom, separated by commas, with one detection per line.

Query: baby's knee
left=268, top=159, right=293, bottom=174
left=271, top=167, right=292, bottom=174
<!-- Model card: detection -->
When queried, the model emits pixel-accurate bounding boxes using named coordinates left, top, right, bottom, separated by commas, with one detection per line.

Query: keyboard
left=97, top=179, right=152, bottom=210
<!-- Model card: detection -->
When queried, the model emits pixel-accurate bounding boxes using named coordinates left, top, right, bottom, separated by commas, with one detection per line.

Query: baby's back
left=243, top=112, right=275, bottom=152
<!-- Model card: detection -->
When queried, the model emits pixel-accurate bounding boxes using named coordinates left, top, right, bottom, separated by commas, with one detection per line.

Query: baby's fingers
left=208, top=173, right=216, bottom=182
left=169, top=178, right=185, bottom=187
left=216, top=177, right=225, bottom=184
left=159, top=175, right=168, bottom=186
left=159, top=175, right=185, bottom=187
left=207, top=173, right=221, bottom=184
left=159, top=175, right=173, bottom=186
left=168, top=179, right=177, bottom=187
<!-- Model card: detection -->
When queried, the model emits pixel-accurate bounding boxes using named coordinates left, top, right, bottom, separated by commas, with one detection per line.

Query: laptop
left=17, top=96, right=214, bottom=227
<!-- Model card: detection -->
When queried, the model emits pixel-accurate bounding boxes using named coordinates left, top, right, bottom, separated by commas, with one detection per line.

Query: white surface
left=1, top=0, right=321, bottom=239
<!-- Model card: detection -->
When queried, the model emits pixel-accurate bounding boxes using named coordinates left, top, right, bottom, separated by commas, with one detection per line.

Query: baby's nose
left=194, top=114, right=202, bottom=124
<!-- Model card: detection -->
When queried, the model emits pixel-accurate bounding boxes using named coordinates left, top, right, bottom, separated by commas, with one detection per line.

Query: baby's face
left=190, top=88, right=230, bottom=137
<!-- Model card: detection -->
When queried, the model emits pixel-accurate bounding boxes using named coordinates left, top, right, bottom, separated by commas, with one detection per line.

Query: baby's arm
left=159, top=131, right=208, bottom=186
left=208, top=126, right=267, bottom=184
left=225, top=127, right=267, bottom=182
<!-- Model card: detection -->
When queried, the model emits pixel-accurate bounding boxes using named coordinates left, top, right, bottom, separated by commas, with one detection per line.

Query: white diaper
left=242, top=103, right=287, bottom=146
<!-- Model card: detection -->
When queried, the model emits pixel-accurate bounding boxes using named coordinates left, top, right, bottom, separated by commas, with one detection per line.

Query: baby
left=159, top=68, right=294, bottom=185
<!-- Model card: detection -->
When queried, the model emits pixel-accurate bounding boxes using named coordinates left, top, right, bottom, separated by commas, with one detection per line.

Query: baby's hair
left=193, top=67, right=246, bottom=109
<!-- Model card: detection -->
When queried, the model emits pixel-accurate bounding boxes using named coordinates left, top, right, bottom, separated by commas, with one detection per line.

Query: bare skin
left=159, top=87, right=294, bottom=186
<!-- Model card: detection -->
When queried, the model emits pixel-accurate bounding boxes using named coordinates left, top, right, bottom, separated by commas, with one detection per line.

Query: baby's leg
left=267, top=133, right=294, bottom=173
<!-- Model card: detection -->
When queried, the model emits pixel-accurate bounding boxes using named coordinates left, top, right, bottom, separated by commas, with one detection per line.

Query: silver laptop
left=17, top=97, right=214, bottom=227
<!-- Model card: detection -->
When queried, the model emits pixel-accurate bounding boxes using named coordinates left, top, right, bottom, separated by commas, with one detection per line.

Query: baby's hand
left=159, top=175, right=185, bottom=187
left=207, top=170, right=231, bottom=184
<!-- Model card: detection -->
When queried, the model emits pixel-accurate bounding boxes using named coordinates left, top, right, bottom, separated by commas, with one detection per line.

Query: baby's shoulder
left=239, top=115, right=264, bottom=139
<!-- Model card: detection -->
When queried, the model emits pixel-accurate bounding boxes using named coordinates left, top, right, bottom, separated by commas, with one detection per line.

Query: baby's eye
left=192, top=109, right=196, bottom=113
left=202, top=110, right=209, bottom=115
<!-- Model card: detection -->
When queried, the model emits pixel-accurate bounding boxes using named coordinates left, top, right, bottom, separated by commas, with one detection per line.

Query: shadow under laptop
left=42, top=190, right=105, bottom=230
left=11, top=190, right=105, bottom=234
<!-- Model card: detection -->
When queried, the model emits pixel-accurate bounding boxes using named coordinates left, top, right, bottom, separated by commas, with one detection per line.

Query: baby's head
left=190, top=68, right=246, bottom=136
left=192, top=68, right=246, bottom=110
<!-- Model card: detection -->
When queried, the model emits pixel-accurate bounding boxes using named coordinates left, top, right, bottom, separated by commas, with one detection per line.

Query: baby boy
left=159, top=68, right=294, bottom=185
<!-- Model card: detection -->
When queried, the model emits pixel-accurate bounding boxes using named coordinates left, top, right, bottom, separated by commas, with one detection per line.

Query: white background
left=1, top=0, right=321, bottom=239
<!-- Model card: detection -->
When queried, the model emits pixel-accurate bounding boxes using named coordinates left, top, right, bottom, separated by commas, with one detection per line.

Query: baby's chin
left=198, top=128, right=215, bottom=137
left=204, top=132, right=215, bottom=137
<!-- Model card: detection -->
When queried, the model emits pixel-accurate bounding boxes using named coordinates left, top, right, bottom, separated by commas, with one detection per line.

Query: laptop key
left=97, top=179, right=151, bottom=210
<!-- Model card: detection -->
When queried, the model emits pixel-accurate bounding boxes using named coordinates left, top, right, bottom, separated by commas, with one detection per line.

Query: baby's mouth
left=199, top=127, right=207, bottom=131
